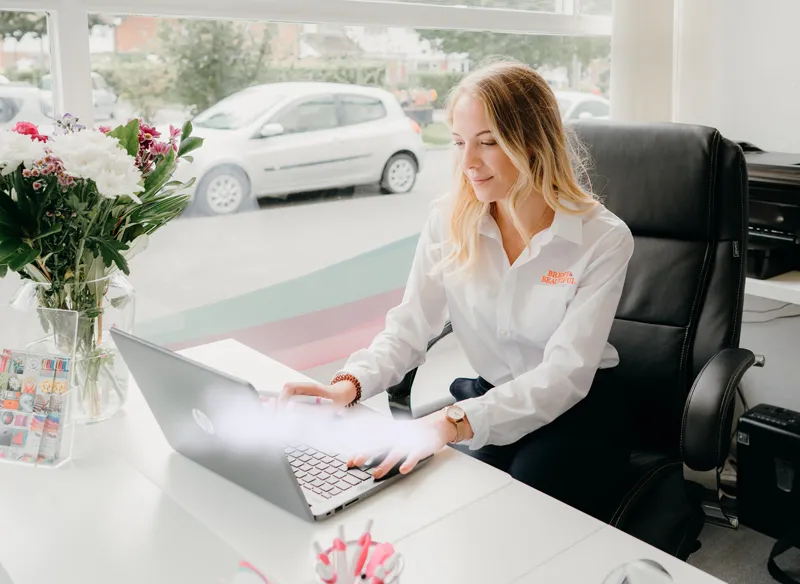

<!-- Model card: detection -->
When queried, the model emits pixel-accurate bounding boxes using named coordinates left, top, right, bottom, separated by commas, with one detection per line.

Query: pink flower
left=169, top=125, right=182, bottom=142
left=150, top=141, right=171, bottom=156
left=98, top=126, right=112, bottom=134
left=12, top=121, right=48, bottom=143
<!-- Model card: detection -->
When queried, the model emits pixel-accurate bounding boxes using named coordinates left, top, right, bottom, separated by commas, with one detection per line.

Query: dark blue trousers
left=449, top=368, right=630, bottom=522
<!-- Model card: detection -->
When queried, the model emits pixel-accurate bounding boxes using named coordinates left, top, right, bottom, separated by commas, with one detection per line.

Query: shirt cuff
left=457, top=397, right=490, bottom=450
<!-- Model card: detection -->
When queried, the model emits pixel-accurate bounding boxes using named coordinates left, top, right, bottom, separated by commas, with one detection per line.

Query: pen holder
left=318, top=540, right=404, bottom=584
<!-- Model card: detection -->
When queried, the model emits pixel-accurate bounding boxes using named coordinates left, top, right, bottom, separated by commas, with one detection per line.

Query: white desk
left=55, top=339, right=728, bottom=584
left=396, top=480, right=605, bottom=583
left=746, top=271, right=800, bottom=305
left=97, top=340, right=516, bottom=584
left=0, top=456, right=241, bottom=584
left=514, top=525, right=727, bottom=583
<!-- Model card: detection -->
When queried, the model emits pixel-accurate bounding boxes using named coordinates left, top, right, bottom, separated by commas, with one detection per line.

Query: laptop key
left=313, top=452, right=326, bottom=460
left=348, top=469, right=372, bottom=481
left=320, top=491, right=332, bottom=499
left=335, top=480, right=353, bottom=491
left=295, top=471, right=307, bottom=480
left=329, top=487, right=342, bottom=496
left=307, top=468, right=321, bottom=477
left=300, top=464, right=313, bottom=472
left=333, top=470, right=347, bottom=479
left=317, top=472, right=331, bottom=481
left=312, top=478, right=325, bottom=488
left=299, top=454, right=312, bottom=462
left=319, top=483, right=334, bottom=492
left=342, top=474, right=361, bottom=486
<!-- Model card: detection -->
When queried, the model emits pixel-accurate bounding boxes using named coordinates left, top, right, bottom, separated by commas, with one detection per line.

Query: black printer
left=740, top=143, right=800, bottom=279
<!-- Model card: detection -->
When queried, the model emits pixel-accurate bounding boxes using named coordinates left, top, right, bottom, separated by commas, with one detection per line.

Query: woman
left=282, top=59, right=634, bottom=521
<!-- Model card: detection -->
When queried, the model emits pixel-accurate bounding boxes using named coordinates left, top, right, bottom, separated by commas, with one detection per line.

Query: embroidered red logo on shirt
left=541, top=270, right=576, bottom=285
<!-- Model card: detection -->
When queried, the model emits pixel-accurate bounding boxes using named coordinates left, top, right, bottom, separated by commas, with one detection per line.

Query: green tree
left=419, top=29, right=609, bottom=79
left=417, top=0, right=611, bottom=85
left=158, top=20, right=272, bottom=115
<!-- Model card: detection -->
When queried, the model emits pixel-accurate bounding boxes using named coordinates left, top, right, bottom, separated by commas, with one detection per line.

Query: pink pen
left=353, top=519, right=374, bottom=577
left=333, top=526, right=349, bottom=582
left=314, top=542, right=337, bottom=584
left=370, top=559, right=398, bottom=584
left=364, top=543, right=394, bottom=578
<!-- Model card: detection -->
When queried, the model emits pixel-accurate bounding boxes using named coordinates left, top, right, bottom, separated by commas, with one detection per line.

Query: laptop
left=110, top=329, right=432, bottom=521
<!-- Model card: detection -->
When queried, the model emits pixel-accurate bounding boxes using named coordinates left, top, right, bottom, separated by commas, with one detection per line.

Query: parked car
left=39, top=72, right=118, bottom=121
left=173, top=82, right=426, bottom=216
left=0, top=83, right=51, bottom=130
left=555, top=91, right=610, bottom=121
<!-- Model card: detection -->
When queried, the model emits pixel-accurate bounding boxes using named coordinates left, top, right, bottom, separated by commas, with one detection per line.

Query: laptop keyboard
left=284, top=445, right=372, bottom=500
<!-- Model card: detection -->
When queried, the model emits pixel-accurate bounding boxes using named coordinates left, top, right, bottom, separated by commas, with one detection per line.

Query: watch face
left=448, top=405, right=465, bottom=421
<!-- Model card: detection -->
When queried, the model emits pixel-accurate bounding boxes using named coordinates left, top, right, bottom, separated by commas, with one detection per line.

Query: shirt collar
left=479, top=200, right=584, bottom=245
left=549, top=201, right=584, bottom=245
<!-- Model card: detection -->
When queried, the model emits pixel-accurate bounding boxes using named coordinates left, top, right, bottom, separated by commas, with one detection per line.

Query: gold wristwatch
left=444, top=405, right=467, bottom=444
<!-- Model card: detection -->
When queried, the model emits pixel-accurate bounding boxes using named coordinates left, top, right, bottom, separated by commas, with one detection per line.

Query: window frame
left=6, top=0, right=610, bottom=126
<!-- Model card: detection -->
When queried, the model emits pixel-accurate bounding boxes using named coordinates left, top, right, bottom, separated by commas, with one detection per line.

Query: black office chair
left=386, top=121, right=763, bottom=560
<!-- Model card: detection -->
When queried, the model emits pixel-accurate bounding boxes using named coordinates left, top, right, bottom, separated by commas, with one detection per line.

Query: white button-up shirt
left=340, top=198, right=634, bottom=450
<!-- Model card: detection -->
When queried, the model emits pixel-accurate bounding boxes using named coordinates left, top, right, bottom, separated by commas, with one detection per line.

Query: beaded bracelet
left=331, top=372, right=362, bottom=407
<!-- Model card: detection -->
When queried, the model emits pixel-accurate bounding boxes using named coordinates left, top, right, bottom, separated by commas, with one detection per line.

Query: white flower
left=48, top=130, right=144, bottom=202
left=0, top=131, right=47, bottom=175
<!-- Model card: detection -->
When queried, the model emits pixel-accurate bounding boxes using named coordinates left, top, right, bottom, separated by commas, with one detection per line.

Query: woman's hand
left=347, top=410, right=458, bottom=479
left=280, top=379, right=357, bottom=408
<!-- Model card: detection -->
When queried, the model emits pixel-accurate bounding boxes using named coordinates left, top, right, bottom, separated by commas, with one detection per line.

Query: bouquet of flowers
left=0, top=114, right=203, bottom=421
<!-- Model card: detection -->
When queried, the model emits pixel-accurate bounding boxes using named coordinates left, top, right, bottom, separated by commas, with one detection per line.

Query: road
left=0, top=147, right=457, bottom=328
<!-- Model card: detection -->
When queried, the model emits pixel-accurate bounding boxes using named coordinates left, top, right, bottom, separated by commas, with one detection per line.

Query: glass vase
left=9, top=273, right=136, bottom=424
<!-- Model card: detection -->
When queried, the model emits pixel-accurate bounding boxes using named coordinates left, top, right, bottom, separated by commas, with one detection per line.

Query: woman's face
left=451, top=94, right=519, bottom=204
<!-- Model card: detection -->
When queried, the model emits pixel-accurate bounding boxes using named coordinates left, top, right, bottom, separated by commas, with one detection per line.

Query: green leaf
left=143, top=148, right=175, bottom=194
left=0, top=239, right=22, bottom=262
left=0, top=264, right=7, bottom=278
left=178, top=136, right=203, bottom=158
left=0, top=190, right=23, bottom=226
left=7, top=244, right=40, bottom=272
left=96, top=239, right=130, bottom=275
left=32, top=223, right=63, bottom=241
left=182, top=156, right=194, bottom=164
left=108, top=118, right=141, bottom=158
left=181, top=120, right=193, bottom=139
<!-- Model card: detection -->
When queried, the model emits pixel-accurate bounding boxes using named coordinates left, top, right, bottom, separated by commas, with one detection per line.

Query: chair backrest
left=571, top=121, right=748, bottom=456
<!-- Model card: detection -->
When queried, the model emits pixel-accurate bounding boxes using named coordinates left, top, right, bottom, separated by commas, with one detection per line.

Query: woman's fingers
left=399, top=450, right=426, bottom=475
left=279, top=381, right=328, bottom=404
left=371, top=449, right=406, bottom=480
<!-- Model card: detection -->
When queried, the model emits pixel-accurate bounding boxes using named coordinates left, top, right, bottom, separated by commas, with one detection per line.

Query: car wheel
left=195, top=165, right=252, bottom=216
left=380, top=153, right=417, bottom=194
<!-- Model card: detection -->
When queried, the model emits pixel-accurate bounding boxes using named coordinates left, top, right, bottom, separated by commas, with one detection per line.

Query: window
left=569, top=99, right=609, bottom=119
left=338, top=95, right=387, bottom=125
left=275, top=95, right=339, bottom=134
left=70, top=13, right=611, bottom=381
left=0, top=11, right=52, bottom=130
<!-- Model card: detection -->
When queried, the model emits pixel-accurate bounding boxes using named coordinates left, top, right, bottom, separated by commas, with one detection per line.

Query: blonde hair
left=437, top=58, right=596, bottom=275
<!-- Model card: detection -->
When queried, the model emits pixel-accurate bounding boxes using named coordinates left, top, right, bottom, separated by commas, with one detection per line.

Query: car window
left=194, top=91, right=286, bottom=130
left=570, top=100, right=609, bottom=119
left=557, top=98, right=572, bottom=116
left=338, top=94, right=387, bottom=126
left=275, top=95, right=338, bottom=134
left=92, top=75, right=108, bottom=91
left=40, top=76, right=52, bottom=91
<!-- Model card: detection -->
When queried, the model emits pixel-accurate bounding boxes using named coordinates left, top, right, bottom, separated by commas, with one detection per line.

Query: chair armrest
left=387, top=321, right=453, bottom=416
left=681, top=348, right=758, bottom=471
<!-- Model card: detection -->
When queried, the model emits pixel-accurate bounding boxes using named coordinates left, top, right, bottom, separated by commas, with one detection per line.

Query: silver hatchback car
left=173, top=82, right=426, bottom=216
